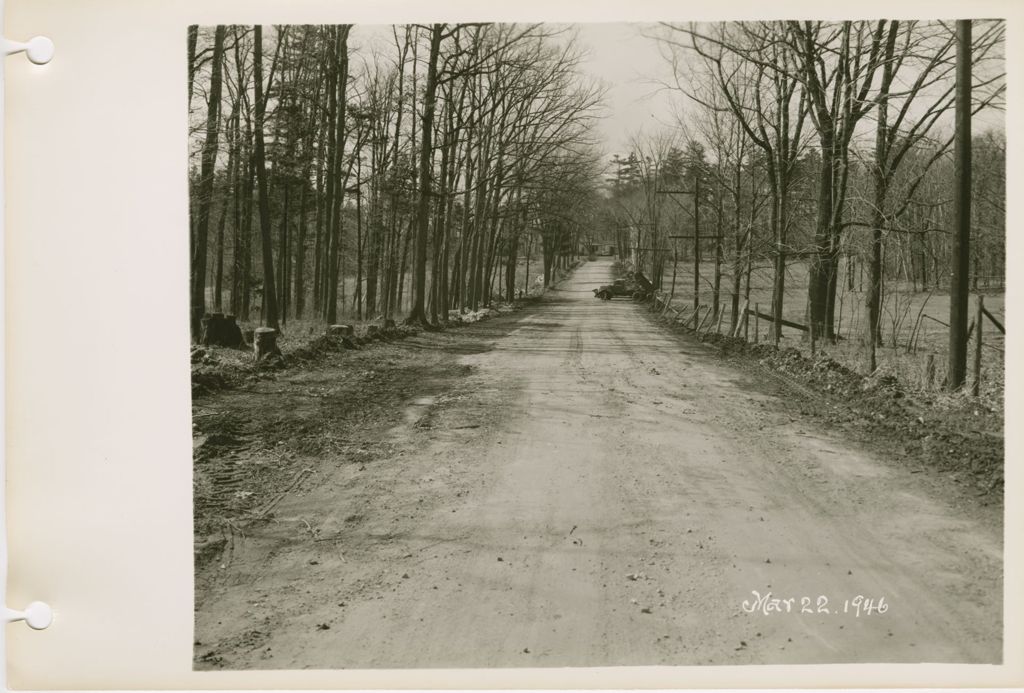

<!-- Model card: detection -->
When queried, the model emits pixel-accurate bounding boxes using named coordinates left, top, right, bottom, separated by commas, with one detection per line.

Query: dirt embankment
left=650, top=314, right=1004, bottom=504
left=191, top=301, right=545, bottom=560
left=191, top=303, right=531, bottom=398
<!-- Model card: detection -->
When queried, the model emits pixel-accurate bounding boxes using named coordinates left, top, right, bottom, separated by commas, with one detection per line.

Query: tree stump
left=201, top=312, right=245, bottom=348
left=365, top=325, right=381, bottom=340
left=200, top=313, right=222, bottom=346
left=223, top=315, right=244, bottom=347
left=925, top=353, right=936, bottom=390
left=327, top=324, right=354, bottom=338
left=254, top=327, right=281, bottom=361
left=382, top=318, right=396, bottom=330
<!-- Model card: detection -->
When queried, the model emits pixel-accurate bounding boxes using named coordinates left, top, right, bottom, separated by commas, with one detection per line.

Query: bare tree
left=659, top=21, right=808, bottom=343
left=406, top=23, right=443, bottom=327
left=190, top=25, right=227, bottom=340
left=252, top=24, right=281, bottom=330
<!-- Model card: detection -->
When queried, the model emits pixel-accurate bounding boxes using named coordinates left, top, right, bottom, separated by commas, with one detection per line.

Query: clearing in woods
left=193, top=258, right=1001, bottom=669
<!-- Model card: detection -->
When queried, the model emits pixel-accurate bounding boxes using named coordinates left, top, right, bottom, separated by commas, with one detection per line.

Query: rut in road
left=194, top=258, right=1001, bottom=669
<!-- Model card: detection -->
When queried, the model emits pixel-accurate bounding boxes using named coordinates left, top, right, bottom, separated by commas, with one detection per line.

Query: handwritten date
left=742, top=590, right=888, bottom=617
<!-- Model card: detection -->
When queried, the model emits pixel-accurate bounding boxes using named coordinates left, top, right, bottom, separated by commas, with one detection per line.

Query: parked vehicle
left=593, top=271, right=653, bottom=301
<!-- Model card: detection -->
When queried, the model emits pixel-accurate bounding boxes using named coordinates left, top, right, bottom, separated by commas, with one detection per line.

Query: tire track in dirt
left=194, top=259, right=1002, bottom=670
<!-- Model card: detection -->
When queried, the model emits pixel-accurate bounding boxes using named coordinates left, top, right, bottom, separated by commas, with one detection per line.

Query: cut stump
left=254, top=327, right=281, bottom=361
left=201, top=313, right=245, bottom=348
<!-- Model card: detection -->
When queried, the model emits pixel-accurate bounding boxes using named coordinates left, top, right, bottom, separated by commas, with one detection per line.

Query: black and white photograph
left=188, top=19, right=1007, bottom=670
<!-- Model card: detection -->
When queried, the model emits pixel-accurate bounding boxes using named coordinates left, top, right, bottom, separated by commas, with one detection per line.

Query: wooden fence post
left=981, top=303, right=1005, bottom=334
left=733, top=299, right=749, bottom=338
left=972, top=294, right=983, bottom=396
left=702, top=307, right=718, bottom=337
left=696, top=305, right=713, bottom=333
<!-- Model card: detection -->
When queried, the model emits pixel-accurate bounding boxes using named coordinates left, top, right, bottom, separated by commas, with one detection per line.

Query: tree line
left=189, top=24, right=604, bottom=339
left=596, top=20, right=1005, bottom=374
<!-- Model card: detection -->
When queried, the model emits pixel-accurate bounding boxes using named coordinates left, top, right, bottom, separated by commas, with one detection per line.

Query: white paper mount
left=2, top=32, right=55, bottom=632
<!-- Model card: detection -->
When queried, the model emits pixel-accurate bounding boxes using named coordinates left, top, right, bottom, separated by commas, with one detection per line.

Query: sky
left=346, top=23, right=684, bottom=161
left=222, top=23, right=1005, bottom=169
left=571, top=23, right=681, bottom=158
left=570, top=22, right=1006, bottom=162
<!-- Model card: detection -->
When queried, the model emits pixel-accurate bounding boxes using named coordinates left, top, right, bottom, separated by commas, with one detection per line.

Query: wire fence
left=649, top=258, right=1006, bottom=398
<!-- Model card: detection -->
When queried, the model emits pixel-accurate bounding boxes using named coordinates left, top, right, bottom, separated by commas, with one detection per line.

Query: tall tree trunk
left=229, top=109, right=243, bottom=316
left=354, top=155, right=364, bottom=319
left=326, top=28, right=350, bottom=324
left=428, top=124, right=449, bottom=324
left=295, top=185, right=307, bottom=318
left=712, top=191, right=723, bottom=319
left=397, top=215, right=413, bottom=313
left=383, top=36, right=411, bottom=319
left=190, top=25, right=226, bottom=340
left=214, top=104, right=235, bottom=314
left=770, top=174, right=787, bottom=345
left=730, top=161, right=743, bottom=332
left=505, top=191, right=524, bottom=301
left=314, top=57, right=333, bottom=317
left=214, top=186, right=228, bottom=312
left=364, top=146, right=380, bottom=318
left=524, top=233, right=533, bottom=293
left=456, top=132, right=475, bottom=311
left=241, top=133, right=254, bottom=320
left=948, top=20, right=972, bottom=389
left=187, top=25, right=199, bottom=105
left=278, top=183, right=290, bottom=324
left=252, top=25, right=280, bottom=330
left=807, top=137, right=836, bottom=340
left=866, top=22, right=900, bottom=370
left=468, top=127, right=493, bottom=312
left=407, top=24, right=443, bottom=326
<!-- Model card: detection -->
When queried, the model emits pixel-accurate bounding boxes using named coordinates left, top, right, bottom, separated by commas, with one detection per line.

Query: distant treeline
left=598, top=20, right=1005, bottom=350
left=189, top=24, right=605, bottom=337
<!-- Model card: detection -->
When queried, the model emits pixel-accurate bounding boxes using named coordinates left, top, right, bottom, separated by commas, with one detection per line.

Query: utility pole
left=693, top=176, right=701, bottom=315
left=668, top=240, right=679, bottom=307
left=659, top=182, right=718, bottom=328
left=948, top=19, right=972, bottom=390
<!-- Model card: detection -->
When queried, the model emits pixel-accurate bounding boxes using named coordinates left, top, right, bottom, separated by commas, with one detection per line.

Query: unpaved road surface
left=194, top=259, right=1002, bottom=668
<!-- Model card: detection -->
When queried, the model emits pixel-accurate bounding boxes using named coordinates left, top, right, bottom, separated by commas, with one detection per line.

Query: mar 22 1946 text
left=742, top=591, right=889, bottom=617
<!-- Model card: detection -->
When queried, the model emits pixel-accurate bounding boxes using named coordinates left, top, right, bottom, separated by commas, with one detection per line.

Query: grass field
left=655, top=257, right=1005, bottom=396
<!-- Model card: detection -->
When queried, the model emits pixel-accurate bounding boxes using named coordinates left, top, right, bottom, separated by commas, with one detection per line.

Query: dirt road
left=194, top=259, right=1002, bottom=668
